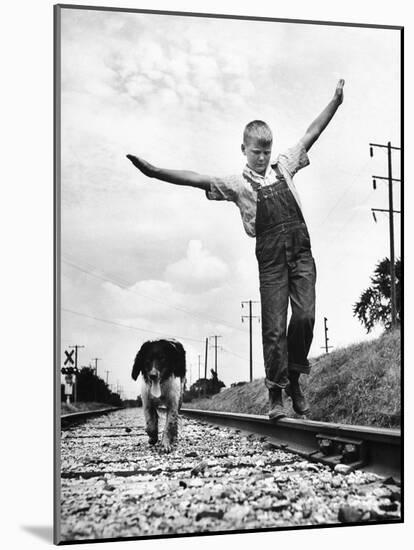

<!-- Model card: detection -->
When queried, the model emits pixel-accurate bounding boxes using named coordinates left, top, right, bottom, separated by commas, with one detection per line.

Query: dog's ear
left=131, top=341, right=151, bottom=381
left=168, top=340, right=186, bottom=378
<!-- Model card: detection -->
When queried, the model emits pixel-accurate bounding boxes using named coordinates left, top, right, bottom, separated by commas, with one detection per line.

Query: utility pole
left=209, top=335, right=222, bottom=376
left=90, top=357, right=101, bottom=402
left=204, top=338, right=208, bottom=379
left=241, top=300, right=260, bottom=382
left=91, top=357, right=101, bottom=377
left=321, top=317, right=333, bottom=354
left=105, top=370, right=110, bottom=385
left=370, top=141, right=401, bottom=328
left=69, top=345, right=85, bottom=371
left=204, top=338, right=208, bottom=396
left=69, top=344, right=84, bottom=403
left=198, top=355, right=201, bottom=396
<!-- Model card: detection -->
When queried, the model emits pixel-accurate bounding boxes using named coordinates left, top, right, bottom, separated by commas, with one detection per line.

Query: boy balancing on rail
left=127, top=79, right=345, bottom=420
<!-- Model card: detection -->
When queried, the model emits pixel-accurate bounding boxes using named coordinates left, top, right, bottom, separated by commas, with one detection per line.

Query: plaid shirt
left=206, top=140, right=310, bottom=237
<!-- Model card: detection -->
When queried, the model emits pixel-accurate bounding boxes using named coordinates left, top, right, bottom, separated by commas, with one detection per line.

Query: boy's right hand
left=126, top=155, right=212, bottom=190
left=126, top=154, right=155, bottom=177
left=333, top=79, right=345, bottom=105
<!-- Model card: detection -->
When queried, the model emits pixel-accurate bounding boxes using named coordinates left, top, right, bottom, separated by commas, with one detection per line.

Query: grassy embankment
left=186, top=329, right=401, bottom=428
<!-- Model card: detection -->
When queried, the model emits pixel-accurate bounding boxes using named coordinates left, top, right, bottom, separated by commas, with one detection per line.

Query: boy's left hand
left=334, top=79, right=345, bottom=104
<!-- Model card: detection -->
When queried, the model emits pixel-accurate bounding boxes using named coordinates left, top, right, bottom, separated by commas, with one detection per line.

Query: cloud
left=165, top=240, right=229, bottom=293
left=61, top=11, right=258, bottom=116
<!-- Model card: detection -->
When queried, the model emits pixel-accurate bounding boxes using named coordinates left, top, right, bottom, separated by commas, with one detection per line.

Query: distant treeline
left=123, top=398, right=143, bottom=408
left=183, top=369, right=225, bottom=402
left=61, top=367, right=122, bottom=406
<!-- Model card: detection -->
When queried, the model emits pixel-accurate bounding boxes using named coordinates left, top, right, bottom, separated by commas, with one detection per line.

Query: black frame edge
left=53, top=4, right=62, bottom=546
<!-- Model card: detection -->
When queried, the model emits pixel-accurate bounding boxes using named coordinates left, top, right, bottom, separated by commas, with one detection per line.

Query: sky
left=59, top=7, right=401, bottom=399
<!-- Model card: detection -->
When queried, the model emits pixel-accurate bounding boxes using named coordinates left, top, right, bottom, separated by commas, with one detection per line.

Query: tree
left=182, top=370, right=226, bottom=402
left=353, top=257, right=401, bottom=333
left=76, top=367, right=122, bottom=406
left=208, top=369, right=225, bottom=394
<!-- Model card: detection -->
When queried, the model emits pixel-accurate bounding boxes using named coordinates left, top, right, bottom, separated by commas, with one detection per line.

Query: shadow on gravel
left=21, top=525, right=53, bottom=543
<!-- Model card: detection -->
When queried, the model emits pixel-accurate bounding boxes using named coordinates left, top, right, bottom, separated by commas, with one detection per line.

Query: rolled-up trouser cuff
left=288, top=361, right=311, bottom=375
left=265, top=377, right=289, bottom=391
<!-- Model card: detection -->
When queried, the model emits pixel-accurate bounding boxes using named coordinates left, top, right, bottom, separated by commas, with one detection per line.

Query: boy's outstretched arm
left=126, top=154, right=212, bottom=191
left=301, top=79, right=345, bottom=152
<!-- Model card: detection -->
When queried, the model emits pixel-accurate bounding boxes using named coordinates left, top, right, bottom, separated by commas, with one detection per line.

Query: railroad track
left=180, top=408, right=401, bottom=480
left=57, top=407, right=402, bottom=543
left=61, top=407, right=123, bottom=428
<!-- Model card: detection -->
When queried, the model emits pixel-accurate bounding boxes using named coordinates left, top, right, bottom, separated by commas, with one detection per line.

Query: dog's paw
left=148, top=436, right=158, bottom=445
left=161, top=440, right=173, bottom=453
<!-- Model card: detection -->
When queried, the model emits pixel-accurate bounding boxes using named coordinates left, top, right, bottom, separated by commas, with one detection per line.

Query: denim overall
left=255, top=165, right=316, bottom=390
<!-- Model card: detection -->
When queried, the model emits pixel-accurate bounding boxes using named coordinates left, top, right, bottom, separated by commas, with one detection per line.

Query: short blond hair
left=243, top=120, right=273, bottom=145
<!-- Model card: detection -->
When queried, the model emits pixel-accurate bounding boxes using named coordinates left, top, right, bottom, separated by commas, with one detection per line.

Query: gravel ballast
left=59, top=408, right=401, bottom=542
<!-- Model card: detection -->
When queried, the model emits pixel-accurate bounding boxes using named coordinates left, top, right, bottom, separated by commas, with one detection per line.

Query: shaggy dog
left=131, top=339, right=186, bottom=452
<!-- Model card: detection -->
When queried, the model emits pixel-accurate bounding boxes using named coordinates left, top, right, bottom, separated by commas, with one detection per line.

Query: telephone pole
left=203, top=338, right=209, bottom=396
left=321, top=317, right=333, bottom=354
left=204, top=338, right=208, bottom=379
left=209, top=335, right=222, bottom=376
left=105, top=370, right=110, bottom=385
left=69, top=345, right=85, bottom=371
left=198, top=355, right=201, bottom=396
left=91, top=357, right=101, bottom=377
left=370, top=141, right=401, bottom=328
left=241, top=300, right=260, bottom=382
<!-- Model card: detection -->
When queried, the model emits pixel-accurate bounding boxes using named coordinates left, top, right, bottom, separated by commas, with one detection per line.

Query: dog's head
left=131, top=340, right=186, bottom=396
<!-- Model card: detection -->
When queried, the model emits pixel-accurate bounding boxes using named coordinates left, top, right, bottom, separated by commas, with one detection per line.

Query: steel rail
left=61, top=406, right=123, bottom=427
left=181, top=408, right=401, bottom=480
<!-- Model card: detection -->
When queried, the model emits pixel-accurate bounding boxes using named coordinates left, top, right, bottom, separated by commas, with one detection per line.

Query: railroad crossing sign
left=61, top=366, right=79, bottom=375
left=64, top=373, right=74, bottom=403
left=64, top=349, right=75, bottom=365
left=61, top=363, right=79, bottom=404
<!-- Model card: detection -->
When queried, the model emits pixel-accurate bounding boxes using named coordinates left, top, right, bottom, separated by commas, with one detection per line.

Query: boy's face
left=241, top=137, right=272, bottom=175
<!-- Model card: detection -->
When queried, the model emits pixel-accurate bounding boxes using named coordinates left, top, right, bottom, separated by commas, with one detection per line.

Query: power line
left=313, top=158, right=373, bottom=231
left=221, top=346, right=249, bottom=363
left=325, top=188, right=375, bottom=245
left=62, top=309, right=251, bottom=383
left=61, top=307, right=204, bottom=344
left=317, top=186, right=378, bottom=277
left=62, top=257, right=248, bottom=334
left=325, top=189, right=386, bottom=278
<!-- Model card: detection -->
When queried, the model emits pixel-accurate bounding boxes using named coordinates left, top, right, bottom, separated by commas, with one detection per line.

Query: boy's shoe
left=285, top=380, right=310, bottom=415
left=268, top=388, right=287, bottom=420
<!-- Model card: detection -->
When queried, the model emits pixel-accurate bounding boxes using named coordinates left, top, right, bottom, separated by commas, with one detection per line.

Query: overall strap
left=273, top=163, right=285, bottom=180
